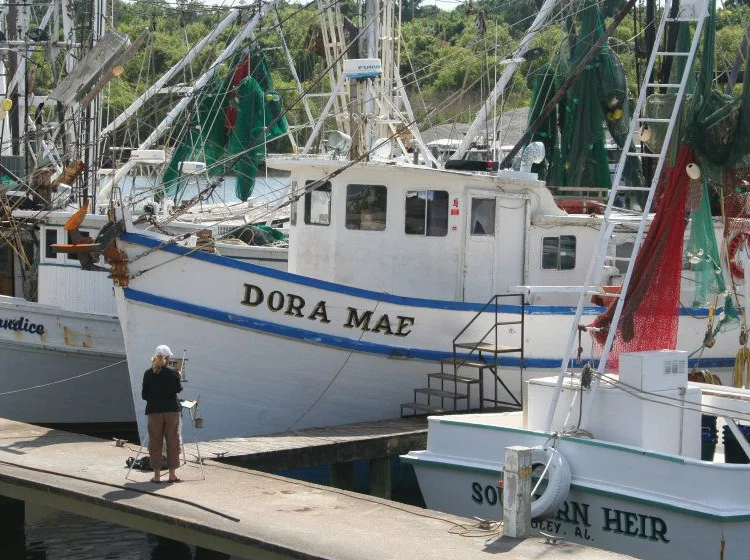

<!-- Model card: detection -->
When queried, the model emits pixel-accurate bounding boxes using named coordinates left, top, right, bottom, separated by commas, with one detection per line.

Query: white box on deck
left=527, top=351, right=700, bottom=459
left=619, top=350, right=688, bottom=392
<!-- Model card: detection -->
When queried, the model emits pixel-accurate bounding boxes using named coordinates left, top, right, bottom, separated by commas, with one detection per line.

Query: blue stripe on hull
left=120, top=232, right=712, bottom=317
left=122, top=288, right=734, bottom=369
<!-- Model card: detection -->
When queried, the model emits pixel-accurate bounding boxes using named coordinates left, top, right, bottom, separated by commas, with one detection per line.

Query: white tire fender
left=530, top=445, right=571, bottom=519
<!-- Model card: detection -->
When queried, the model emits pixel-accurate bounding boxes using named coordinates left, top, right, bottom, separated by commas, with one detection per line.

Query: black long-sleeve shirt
left=141, top=366, right=183, bottom=414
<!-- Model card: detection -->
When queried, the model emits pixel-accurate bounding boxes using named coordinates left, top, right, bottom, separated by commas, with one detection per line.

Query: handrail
left=452, top=292, right=524, bottom=347
left=450, top=293, right=526, bottom=411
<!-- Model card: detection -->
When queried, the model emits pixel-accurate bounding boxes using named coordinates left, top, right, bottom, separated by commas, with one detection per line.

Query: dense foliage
left=92, top=0, right=749, bottom=136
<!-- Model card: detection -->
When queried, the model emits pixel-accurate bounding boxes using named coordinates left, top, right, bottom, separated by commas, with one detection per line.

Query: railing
left=451, top=293, right=525, bottom=411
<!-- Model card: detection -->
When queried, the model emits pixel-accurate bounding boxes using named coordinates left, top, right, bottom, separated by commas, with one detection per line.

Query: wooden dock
left=199, top=417, right=428, bottom=471
left=0, top=418, right=635, bottom=559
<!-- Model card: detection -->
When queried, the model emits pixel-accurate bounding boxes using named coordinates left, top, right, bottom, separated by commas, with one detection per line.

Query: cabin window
left=304, top=180, right=332, bottom=226
left=542, top=235, right=576, bottom=270
left=405, top=190, right=448, bottom=236
left=44, top=228, right=58, bottom=259
left=346, top=184, right=387, bottom=231
left=470, top=198, right=496, bottom=236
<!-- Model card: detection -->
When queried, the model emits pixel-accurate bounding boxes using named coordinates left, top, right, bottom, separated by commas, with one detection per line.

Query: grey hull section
left=0, top=340, right=135, bottom=424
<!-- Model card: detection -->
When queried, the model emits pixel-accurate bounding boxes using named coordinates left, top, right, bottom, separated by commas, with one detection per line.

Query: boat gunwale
left=118, top=232, right=712, bottom=318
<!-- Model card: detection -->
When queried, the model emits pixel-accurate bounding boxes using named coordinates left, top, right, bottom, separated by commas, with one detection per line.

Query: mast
left=97, top=2, right=275, bottom=206
left=99, top=9, right=242, bottom=140
left=451, top=0, right=559, bottom=161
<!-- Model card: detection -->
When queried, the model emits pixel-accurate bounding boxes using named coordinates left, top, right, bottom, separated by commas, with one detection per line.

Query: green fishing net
left=162, top=50, right=288, bottom=202
left=526, top=1, right=644, bottom=195
left=681, top=0, right=741, bottom=327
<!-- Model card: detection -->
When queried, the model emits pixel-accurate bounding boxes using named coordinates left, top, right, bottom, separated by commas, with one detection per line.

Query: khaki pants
left=147, top=412, right=181, bottom=470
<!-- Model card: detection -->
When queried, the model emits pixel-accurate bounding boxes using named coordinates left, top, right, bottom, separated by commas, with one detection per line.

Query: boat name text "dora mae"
left=0, top=316, right=45, bottom=335
left=241, top=284, right=415, bottom=336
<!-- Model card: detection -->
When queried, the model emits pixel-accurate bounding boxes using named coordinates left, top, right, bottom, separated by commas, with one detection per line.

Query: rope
left=733, top=346, right=750, bottom=388
left=0, top=359, right=126, bottom=397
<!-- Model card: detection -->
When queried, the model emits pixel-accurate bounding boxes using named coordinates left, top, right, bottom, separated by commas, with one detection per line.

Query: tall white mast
left=451, top=0, right=558, bottom=161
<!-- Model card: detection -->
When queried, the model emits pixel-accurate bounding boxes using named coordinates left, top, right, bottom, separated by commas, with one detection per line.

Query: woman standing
left=141, top=344, right=183, bottom=483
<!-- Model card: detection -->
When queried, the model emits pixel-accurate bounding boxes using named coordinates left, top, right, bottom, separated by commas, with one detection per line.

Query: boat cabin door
left=463, top=192, right=527, bottom=302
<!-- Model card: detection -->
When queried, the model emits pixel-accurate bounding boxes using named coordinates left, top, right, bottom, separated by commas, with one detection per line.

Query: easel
left=125, top=399, right=206, bottom=481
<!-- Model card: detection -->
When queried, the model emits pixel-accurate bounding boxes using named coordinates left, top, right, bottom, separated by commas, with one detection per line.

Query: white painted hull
left=114, top=231, right=738, bottom=442
left=404, top=413, right=750, bottom=560
left=0, top=296, right=134, bottom=425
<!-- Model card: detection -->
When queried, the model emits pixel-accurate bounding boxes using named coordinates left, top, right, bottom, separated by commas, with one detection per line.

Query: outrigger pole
left=97, top=1, right=276, bottom=205
left=451, top=0, right=559, bottom=162
left=500, top=0, right=637, bottom=170
left=99, top=8, right=242, bottom=139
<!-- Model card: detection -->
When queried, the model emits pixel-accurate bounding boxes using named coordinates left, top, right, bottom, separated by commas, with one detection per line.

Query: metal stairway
left=545, top=0, right=710, bottom=431
left=401, top=294, right=525, bottom=416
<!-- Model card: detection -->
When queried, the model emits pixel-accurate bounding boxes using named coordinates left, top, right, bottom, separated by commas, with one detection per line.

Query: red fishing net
left=590, top=146, right=694, bottom=370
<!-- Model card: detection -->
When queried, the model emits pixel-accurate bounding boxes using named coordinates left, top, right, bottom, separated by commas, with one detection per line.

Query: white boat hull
left=113, top=232, right=739, bottom=442
left=0, top=297, right=134, bottom=425
left=404, top=413, right=750, bottom=560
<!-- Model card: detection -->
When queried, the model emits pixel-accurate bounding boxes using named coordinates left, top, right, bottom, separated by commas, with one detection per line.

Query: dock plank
left=0, top=418, right=633, bottom=560
left=199, top=417, right=429, bottom=471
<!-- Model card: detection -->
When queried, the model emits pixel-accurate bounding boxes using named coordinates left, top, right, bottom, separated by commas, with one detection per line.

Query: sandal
left=149, top=478, right=163, bottom=483
left=168, top=478, right=182, bottom=483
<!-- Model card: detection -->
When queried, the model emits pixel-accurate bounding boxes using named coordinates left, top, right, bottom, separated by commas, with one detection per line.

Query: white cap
left=155, top=344, right=173, bottom=358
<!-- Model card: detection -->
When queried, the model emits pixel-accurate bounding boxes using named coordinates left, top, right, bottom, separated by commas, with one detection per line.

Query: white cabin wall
left=288, top=179, right=336, bottom=282
left=38, top=263, right=117, bottom=316
left=331, top=172, right=465, bottom=299
left=525, top=223, right=600, bottom=306
left=289, top=168, right=467, bottom=300
left=37, top=225, right=117, bottom=316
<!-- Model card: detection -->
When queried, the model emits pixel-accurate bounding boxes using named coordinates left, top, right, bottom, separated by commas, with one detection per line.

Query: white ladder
left=544, top=0, right=710, bottom=432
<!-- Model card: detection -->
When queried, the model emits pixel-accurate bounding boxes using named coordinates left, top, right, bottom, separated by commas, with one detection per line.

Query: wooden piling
left=502, top=446, right=532, bottom=538
left=369, top=456, right=391, bottom=498
left=0, top=495, right=25, bottom=556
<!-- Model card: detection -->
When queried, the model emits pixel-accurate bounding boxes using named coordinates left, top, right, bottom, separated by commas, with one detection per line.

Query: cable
left=286, top=297, right=384, bottom=431
left=0, top=359, right=127, bottom=397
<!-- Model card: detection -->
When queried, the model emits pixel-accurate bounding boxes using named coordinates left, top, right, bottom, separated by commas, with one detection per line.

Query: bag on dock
left=125, top=455, right=168, bottom=471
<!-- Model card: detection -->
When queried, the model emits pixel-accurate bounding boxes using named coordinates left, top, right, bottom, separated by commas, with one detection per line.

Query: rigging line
left=287, top=297, right=384, bottom=431
left=113, top=2, right=588, bottom=216
left=126, top=83, right=484, bottom=279
left=591, top=370, right=750, bottom=422
left=100, top=0, right=351, bottom=154
left=70, top=0, right=328, bottom=148
left=0, top=359, right=127, bottom=397
left=396, top=0, right=585, bottom=88
left=126, top=3, right=383, bottom=210
left=128, top=64, right=496, bottom=277
left=501, top=0, right=639, bottom=168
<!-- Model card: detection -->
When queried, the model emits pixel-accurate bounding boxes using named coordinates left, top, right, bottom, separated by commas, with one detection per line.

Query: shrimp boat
left=402, top=0, right=750, bottom=558
left=101, top=0, right=750, bottom=448
left=0, top=1, right=290, bottom=430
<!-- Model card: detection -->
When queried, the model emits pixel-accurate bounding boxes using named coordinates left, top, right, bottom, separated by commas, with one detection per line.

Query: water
left=114, top=174, right=291, bottom=209
left=21, top=503, right=233, bottom=559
